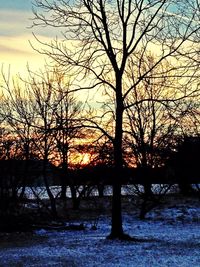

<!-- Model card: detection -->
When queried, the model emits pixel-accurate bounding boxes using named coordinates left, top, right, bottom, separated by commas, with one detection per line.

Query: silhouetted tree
left=171, top=136, right=200, bottom=195
left=0, top=72, right=38, bottom=204
left=1, top=67, right=61, bottom=217
left=124, top=54, right=200, bottom=191
left=44, top=70, right=83, bottom=200
left=32, top=0, right=200, bottom=239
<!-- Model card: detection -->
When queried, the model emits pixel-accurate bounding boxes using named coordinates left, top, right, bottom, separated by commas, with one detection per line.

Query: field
left=0, top=195, right=199, bottom=267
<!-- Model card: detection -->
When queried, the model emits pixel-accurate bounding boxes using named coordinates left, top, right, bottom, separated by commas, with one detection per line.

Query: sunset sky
left=0, top=0, right=51, bottom=77
left=0, top=1, right=178, bottom=78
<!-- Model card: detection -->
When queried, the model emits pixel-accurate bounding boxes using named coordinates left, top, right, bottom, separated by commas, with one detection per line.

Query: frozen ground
left=0, top=198, right=199, bottom=267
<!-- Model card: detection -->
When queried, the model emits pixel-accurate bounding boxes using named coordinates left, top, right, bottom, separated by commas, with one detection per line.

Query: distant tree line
left=0, top=66, right=199, bottom=220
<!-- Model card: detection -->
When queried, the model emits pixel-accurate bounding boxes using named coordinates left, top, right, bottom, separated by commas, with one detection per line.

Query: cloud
left=0, top=33, right=47, bottom=77
left=0, top=6, right=69, bottom=77
left=0, top=9, right=32, bottom=37
left=0, top=8, right=63, bottom=39
left=0, top=43, right=33, bottom=56
left=0, top=7, right=59, bottom=76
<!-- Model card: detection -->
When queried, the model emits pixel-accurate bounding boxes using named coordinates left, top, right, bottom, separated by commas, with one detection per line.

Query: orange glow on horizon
left=81, top=153, right=91, bottom=165
left=70, top=152, right=93, bottom=166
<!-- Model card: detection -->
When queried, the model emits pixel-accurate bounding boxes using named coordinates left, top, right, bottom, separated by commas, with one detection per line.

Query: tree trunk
left=108, top=179, right=123, bottom=238
left=70, top=184, right=80, bottom=210
left=107, top=80, right=125, bottom=239
left=178, top=182, right=194, bottom=196
left=43, top=159, right=58, bottom=218
left=143, top=183, right=153, bottom=196
left=60, top=163, right=68, bottom=200
left=97, top=184, right=104, bottom=198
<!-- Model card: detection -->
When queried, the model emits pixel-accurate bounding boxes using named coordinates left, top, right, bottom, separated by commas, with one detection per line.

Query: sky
left=0, top=0, right=101, bottom=110
left=0, top=1, right=180, bottom=78
left=0, top=0, right=50, bottom=77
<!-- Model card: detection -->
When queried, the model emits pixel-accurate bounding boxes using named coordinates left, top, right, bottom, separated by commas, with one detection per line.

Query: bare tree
left=0, top=72, right=37, bottom=215
left=0, top=70, right=36, bottom=159
left=50, top=71, right=83, bottom=201
left=32, top=0, right=200, bottom=239
left=0, top=70, right=39, bottom=202
left=1, top=65, right=86, bottom=217
left=124, top=53, right=200, bottom=188
left=1, top=68, right=63, bottom=217
left=122, top=51, right=200, bottom=218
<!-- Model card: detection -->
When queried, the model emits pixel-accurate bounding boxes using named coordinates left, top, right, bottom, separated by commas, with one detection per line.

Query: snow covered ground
left=0, top=198, right=199, bottom=267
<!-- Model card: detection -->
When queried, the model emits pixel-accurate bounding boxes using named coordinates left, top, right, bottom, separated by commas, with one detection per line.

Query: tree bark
left=107, top=79, right=125, bottom=239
